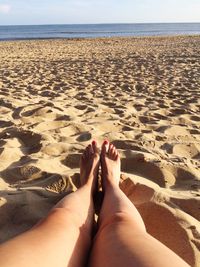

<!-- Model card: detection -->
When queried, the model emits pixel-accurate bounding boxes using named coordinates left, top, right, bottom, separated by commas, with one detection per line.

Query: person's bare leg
left=0, top=141, right=99, bottom=267
left=89, top=141, right=189, bottom=267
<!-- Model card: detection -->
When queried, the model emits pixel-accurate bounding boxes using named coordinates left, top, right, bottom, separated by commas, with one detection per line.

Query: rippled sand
left=0, top=36, right=200, bottom=266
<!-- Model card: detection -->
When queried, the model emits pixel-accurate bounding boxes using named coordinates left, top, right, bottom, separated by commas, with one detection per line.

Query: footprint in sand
left=13, top=130, right=42, bottom=154
left=61, top=153, right=81, bottom=169
left=0, top=120, right=14, bottom=128
left=76, top=132, right=92, bottom=142
left=74, top=104, right=88, bottom=110
left=121, top=156, right=166, bottom=187
left=172, top=143, right=200, bottom=159
left=46, top=176, right=73, bottom=194
left=1, top=165, right=43, bottom=184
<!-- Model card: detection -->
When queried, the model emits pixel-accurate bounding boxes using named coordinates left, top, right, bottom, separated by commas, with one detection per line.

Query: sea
left=0, top=23, right=200, bottom=41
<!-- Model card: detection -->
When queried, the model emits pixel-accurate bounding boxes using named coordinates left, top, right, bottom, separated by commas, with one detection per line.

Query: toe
left=92, top=140, right=100, bottom=160
left=101, top=140, right=109, bottom=156
left=82, top=152, right=86, bottom=160
left=88, top=144, right=93, bottom=155
left=108, top=143, right=114, bottom=157
left=114, top=150, right=118, bottom=160
left=81, top=148, right=87, bottom=164
left=108, top=143, right=112, bottom=152
left=111, top=147, right=116, bottom=159
left=86, top=145, right=91, bottom=157
left=92, top=140, right=97, bottom=153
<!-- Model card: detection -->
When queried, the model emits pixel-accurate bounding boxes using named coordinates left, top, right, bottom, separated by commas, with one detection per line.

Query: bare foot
left=80, top=141, right=100, bottom=194
left=101, top=140, right=121, bottom=190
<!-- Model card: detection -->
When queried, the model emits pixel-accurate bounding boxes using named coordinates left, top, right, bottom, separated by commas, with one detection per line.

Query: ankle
left=104, top=181, right=119, bottom=192
left=81, top=182, right=92, bottom=192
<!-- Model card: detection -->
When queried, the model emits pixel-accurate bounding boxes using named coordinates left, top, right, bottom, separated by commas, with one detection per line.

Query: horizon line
left=0, top=21, right=200, bottom=27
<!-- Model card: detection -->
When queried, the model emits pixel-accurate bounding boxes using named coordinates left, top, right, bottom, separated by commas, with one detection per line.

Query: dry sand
left=0, top=36, right=200, bottom=266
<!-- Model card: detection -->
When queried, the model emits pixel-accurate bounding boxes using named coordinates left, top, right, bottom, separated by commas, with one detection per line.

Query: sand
left=0, top=35, right=200, bottom=266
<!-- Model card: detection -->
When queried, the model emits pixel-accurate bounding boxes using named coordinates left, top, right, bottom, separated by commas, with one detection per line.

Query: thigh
left=88, top=213, right=189, bottom=267
left=0, top=208, right=90, bottom=267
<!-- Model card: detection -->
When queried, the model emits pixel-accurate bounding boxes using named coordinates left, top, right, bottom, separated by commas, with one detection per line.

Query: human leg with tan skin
left=0, top=141, right=99, bottom=267
left=89, top=141, right=189, bottom=267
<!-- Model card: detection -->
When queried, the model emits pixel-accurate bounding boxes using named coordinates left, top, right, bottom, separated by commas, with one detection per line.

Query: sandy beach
left=0, top=35, right=200, bottom=266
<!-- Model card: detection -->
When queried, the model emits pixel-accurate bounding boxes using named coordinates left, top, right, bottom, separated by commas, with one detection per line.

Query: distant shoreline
left=1, top=22, right=200, bottom=26
left=1, top=23, right=200, bottom=42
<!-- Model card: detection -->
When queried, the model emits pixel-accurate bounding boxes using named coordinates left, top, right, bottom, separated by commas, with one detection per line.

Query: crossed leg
left=89, top=141, right=190, bottom=267
left=0, top=142, right=99, bottom=267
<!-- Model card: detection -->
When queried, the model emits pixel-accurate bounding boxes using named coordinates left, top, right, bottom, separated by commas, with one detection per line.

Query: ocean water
left=0, top=23, right=200, bottom=41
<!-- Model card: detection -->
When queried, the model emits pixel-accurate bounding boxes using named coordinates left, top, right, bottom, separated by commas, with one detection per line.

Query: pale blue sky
left=0, top=0, right=200, bottom=25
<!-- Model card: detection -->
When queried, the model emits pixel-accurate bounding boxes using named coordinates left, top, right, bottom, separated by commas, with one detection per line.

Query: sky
left=0, top=0, right=200, bottom=25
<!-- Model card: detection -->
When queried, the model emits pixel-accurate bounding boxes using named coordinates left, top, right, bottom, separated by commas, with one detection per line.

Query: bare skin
left=0, top=141, right=189, bottom=267
left=0, top=141, right=99, bottom=267
left=89, top=141, right=190, bottom=267
left=80, top=141, right=100, bottom=192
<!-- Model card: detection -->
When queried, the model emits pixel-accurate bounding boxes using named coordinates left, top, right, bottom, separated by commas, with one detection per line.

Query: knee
left=46, top=208, right=92, bottom=236
left=47, top=207, right=84, bottom=228
left=35, top=208, right=71, bottom=229
left=104, top=212, right=133, bottom=225
left=98, top=212, right=145, bottom=235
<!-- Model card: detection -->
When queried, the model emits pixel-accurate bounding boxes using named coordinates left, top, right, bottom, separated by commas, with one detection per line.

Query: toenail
left=104, top=140, right=108, bottom=144
left=92, top=140, right=96, bottom=145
